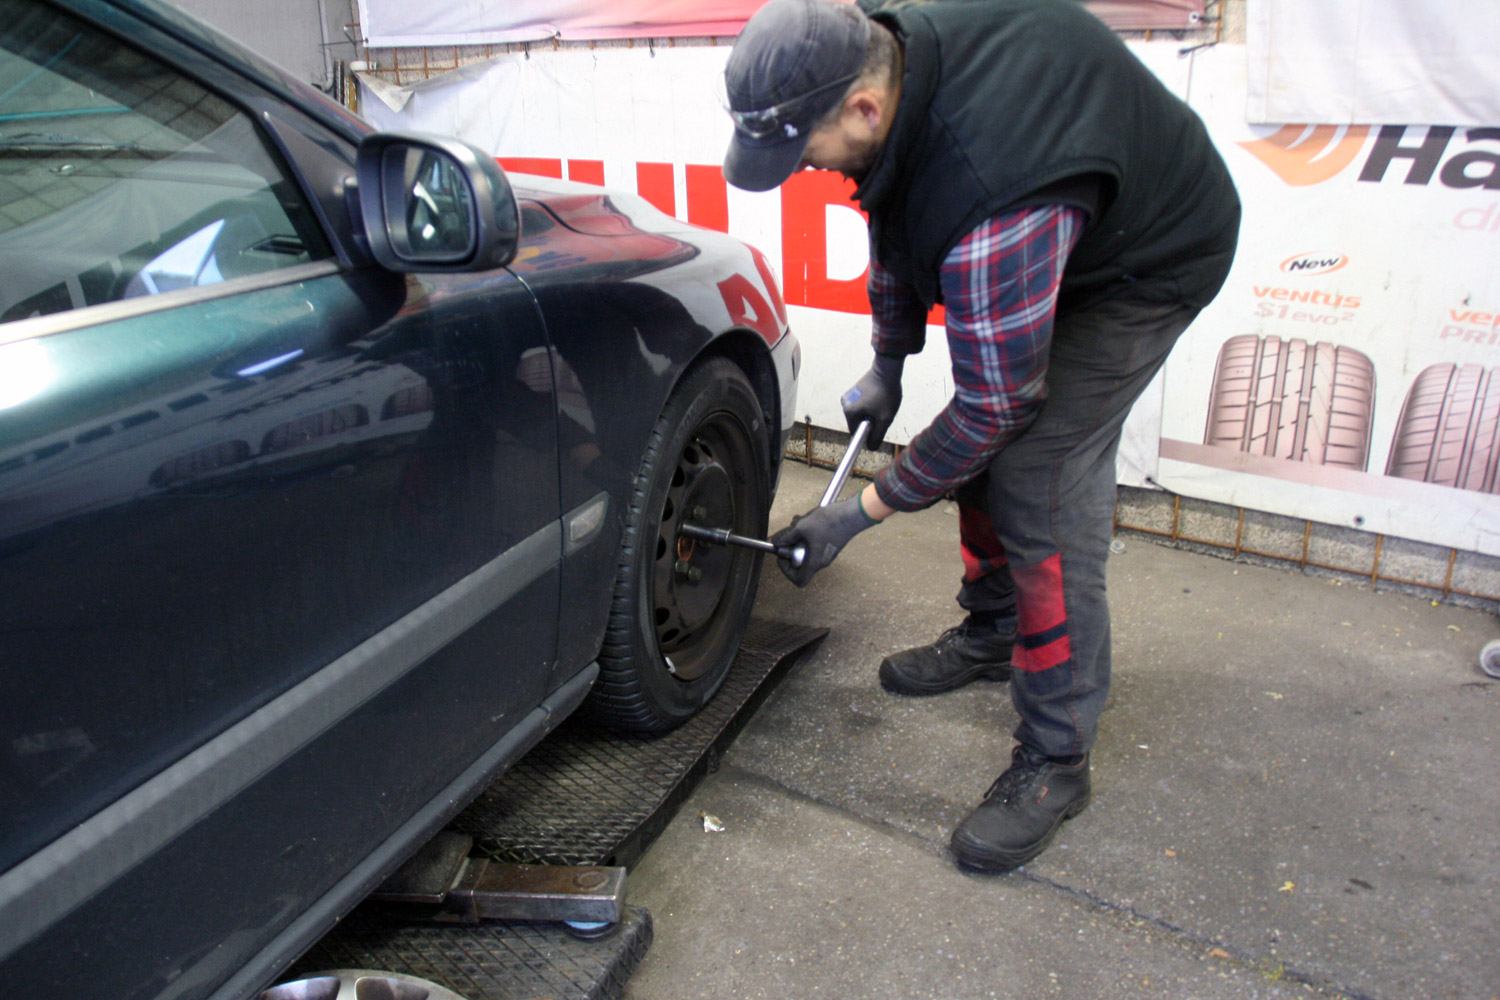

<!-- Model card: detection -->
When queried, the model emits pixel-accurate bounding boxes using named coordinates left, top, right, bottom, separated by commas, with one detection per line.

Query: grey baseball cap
left=722, top=0, right=871, bottom=192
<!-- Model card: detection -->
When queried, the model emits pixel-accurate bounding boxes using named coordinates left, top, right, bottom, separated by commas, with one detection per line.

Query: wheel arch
left=689, top=328, right=784, bottom=479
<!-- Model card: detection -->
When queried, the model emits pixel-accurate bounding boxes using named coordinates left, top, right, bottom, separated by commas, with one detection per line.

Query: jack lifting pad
left=285, top=618, right=825, bottom=1000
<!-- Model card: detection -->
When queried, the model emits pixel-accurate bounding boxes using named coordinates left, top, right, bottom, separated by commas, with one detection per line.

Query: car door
left=0, top=4, right=560, bottom=997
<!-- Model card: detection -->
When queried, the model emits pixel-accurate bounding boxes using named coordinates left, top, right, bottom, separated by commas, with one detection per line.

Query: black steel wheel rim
left=651, top=410, right=756, bottom=682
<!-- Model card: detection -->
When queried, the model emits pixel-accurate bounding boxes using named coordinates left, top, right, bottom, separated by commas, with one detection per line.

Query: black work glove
left=769, top=496, right=878, bottom=588
left=840, top=353, right=904, bottom=449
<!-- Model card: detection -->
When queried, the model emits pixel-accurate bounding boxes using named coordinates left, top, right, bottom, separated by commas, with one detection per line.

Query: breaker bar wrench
left=678, top=420, right=872, bottom=569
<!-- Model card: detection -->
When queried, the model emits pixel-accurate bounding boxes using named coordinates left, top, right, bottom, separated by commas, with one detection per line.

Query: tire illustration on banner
left=1385, top=363, right=1500, bottom=494
left=1204, top=334, right=1375, bottom=470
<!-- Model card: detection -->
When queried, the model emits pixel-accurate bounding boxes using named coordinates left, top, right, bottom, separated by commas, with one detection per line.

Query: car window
left=0, top=3, right=332, bottom=323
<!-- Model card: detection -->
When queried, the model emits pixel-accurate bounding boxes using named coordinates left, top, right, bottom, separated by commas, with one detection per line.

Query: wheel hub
left=654, top=438, right=737, bottom=678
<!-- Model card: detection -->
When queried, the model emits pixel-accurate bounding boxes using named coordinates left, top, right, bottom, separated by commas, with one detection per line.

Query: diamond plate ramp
left=282, top=617, right=825, bottom=1000
left=455, top=618, right=828, bottom=869
left=288, top=906, right=652, bottom=1000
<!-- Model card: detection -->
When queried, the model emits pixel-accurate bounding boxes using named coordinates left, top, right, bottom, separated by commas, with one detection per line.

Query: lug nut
left=674, top=560, right=703, bottom=582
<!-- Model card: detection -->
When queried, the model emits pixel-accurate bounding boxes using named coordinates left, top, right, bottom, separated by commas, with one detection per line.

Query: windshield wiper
left=0, top=131, right=159, bottom=157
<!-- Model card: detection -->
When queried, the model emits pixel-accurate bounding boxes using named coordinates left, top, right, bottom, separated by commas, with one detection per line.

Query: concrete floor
left=623, top=461, right=1500, bottom=1000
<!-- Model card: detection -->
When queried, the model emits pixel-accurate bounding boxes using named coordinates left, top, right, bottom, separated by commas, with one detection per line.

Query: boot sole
left=949, top=792, right=1092, bottom=872
left=878, top=660, right=1012, bottom=696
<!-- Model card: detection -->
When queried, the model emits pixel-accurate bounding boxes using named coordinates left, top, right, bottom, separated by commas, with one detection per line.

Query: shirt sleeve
left=873, top=203, right=1086, bottom=512
left=868, top=255, right=929, bottom=358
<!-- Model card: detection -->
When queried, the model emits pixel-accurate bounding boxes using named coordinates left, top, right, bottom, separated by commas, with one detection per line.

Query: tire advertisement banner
left=1158, top=46, right=1500, bottom=556
left=359, top=39, right=1500, bottom=556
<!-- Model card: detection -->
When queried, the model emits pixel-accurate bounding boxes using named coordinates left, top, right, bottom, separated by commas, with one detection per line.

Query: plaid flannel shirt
left=870, top=203, right=1086, bottom=511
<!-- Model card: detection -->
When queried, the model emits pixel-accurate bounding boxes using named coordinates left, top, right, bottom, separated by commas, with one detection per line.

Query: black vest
left=854, top=0, right=1240, bottom=309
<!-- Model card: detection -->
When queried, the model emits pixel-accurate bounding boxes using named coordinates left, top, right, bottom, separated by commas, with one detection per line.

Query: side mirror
left=353, top=133, right=520, bottom=272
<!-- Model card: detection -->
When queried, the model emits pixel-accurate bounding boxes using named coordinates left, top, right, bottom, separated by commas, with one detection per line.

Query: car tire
left=1203, top=334, right=1375, bottom=470
left=587, top=358, right=770, bottom=733
left=1385, top=363, right=1500, bottom=493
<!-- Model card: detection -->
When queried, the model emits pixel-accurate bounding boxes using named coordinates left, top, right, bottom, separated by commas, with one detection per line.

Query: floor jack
left=272, top=831, right=636, bottom=999
left=368, top=829, right=626, bottom=938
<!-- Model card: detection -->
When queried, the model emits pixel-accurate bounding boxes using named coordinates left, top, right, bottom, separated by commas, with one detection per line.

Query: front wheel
left=586, top=359, right=770, bottom=733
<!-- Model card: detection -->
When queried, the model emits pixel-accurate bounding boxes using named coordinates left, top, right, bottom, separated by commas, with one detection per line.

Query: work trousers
left=952, top=295, right=1203, bottom=760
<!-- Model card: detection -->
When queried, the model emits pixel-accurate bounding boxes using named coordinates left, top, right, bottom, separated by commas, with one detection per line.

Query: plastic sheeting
left=1247, top=0, right=1500, bottom=126
left=357, top=0, right=1205, bottom=47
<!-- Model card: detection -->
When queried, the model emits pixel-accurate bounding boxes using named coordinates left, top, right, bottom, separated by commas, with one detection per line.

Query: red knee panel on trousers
left=958, top=500, right=1008, bottom=583
left=1012, top=554, right=1071, bottom=672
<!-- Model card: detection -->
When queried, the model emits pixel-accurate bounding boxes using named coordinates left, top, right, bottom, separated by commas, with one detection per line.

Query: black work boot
left=878, top=618, right=1014, bottom=695
left=950, top=745, right=1091, bottom=871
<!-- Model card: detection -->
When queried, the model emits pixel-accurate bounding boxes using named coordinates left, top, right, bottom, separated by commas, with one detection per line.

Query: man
left=721, top=0, right=1240, bottom=870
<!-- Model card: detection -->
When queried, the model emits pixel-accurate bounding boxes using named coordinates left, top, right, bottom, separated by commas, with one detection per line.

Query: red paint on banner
left=567, top=159, right=605, bottom=185
left=636, top=162, right=676, bottom=216
left=498, top=157, right=563, bottom=178
left=685, top=164, right=730, bottom=233
left=495, top=156, right=948, bottom=327
left=780, top=171, right=869, bottom=315
left=778, top=169, right=942, bottom=323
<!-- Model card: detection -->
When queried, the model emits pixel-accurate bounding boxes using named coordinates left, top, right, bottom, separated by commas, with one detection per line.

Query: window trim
left=0, top=259, right=345, bottom=348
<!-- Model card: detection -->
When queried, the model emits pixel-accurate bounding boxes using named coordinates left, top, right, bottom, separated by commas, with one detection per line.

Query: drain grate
left=281, top=617, right=825, bottom=1000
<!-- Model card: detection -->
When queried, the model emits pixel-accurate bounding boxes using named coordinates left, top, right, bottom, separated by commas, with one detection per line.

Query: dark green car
left=0, top=1, right=799, bottom=996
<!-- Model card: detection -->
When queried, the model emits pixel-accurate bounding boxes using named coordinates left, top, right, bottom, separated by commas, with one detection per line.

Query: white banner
left=357, top=0, right=1204, bottom=46
left=1247, top=0, right=1500, bottom=126
left=1164, top=45, right=1500, bottom=554
left=356, top=41, right=1189, bottom=478
left=360, top=40, right=1500, bottom=554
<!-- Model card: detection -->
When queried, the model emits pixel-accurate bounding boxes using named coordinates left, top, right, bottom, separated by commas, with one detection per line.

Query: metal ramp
left=283, top=618, right=827, bottom=1000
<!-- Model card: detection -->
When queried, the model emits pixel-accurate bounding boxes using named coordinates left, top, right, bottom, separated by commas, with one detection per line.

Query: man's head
left=722, top=0, right=901, bottom=191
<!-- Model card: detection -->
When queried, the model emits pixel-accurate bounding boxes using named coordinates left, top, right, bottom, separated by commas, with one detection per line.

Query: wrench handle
left=820, top=420, right=871, bottom=507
